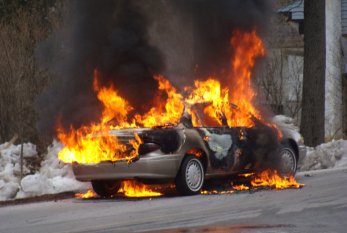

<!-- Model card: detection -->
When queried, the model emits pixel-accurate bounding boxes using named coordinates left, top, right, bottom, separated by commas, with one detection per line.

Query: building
left=274, top=0, right=345, bottom=140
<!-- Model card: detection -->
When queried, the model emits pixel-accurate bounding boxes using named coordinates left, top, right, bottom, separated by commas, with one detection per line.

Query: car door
left=197, top=126, right=238, bottom=172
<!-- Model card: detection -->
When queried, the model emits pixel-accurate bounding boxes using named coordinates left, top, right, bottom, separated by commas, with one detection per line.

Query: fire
left=184, top=30, right=278, bottom=132
left=251, top=169, right=304, bottom=189
left=134, top=75, right=184, bottom=127
left=201, top=190, right=235, bottom=195
left=233, top=184, right=250, bottom=191
left=57, top=126, right=135, bottom=164
left=75, top=189, right=97, bottom=199
left=225, top=30, right=265, bottom=127
left=185, top=78, right=229, bottom=126
left=118, top=181, right=162, bottom=197
left=57, top=73, right=181, bottom=164
left=238, top=173, right=255, bottom=178
left=202, top=170, right=303, bottom=195
left=75, top=181, right=162, bottom=199
left=93, top=70, right=136, bottom=128
left=58, top=29, right=277, bottom=165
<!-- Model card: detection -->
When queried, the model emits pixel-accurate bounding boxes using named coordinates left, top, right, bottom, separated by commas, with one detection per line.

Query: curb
left=0, top=192, right=75, bottom=207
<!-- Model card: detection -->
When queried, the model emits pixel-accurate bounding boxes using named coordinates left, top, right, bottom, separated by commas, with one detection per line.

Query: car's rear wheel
left=278, top=143, right=297, bottom=176
left=91, top=180, right=121, bottom=198
left=175, top=156, right=204, bottom=195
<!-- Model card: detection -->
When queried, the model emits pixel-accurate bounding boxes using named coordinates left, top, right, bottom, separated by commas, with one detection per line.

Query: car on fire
left=72, top=112, right=306, bottom=197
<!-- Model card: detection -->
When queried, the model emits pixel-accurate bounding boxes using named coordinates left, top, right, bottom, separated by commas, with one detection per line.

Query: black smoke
left=171, top=0, right=272, bottom=84
left=36, top=0, right=163, bottom=135
left=36, top=0, right=272, bottom=136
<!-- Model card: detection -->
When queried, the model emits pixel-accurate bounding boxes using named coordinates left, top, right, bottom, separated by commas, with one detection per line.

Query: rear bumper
left=72, top=152, right=183, bottom=181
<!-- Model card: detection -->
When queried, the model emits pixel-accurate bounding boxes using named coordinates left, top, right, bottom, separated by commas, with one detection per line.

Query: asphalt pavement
left=0, top=168, right=346, bottom=233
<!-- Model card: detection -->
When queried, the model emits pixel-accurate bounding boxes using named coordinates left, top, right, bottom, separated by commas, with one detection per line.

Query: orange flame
left=135, top=75, right=184, bottom=127
left=225, top=30, right=265, bottom=127
left=75, top=181, right=162, bottom=199
left=184, top=30, right=278, bottom=132
left=238, top=173, right=255, bottom=178
left=118, top=180, right=162, bottom=197
left=185, top=78, right=229, bottom=126
left=58, top=29, right=281, bottom=167
left=201, top=190, right=235, bottom=195
left=251, top=169, right=304, bottom=189
left=57, top=73, right=180, bottom=164
left=233, top=184, right=250, bottom=191
left=202, top=170, right=303, bottom=195
left=93, top=71, right=136, bottom=128
left=75, top=189, right=97, bottom=199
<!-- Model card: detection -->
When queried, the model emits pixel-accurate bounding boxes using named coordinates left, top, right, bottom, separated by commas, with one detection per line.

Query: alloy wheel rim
left=185, top=159, right=203, bottom=191
left=280, top=148, right=296, bottom=174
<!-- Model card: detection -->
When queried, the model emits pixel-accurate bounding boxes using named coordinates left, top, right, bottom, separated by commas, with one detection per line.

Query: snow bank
left=300, top=140, right=347, bottom=171
left=0, top=143, right=35, bottom=200
left=17, top=141, right=89, bottom=198
left=0, top=141, right=88, bottom=201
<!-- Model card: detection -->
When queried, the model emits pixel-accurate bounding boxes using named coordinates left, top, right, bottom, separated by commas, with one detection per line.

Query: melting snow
left=300, top=140, right=347, bottom=171
left=0, top=141, right=88, bottom=201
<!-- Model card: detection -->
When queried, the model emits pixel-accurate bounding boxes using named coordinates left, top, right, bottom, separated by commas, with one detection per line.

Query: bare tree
left=286, top=55, right=303, bottom=121
left=0, top=4, right=61, bottom=145
left=255, top=50, right=285, bottom=115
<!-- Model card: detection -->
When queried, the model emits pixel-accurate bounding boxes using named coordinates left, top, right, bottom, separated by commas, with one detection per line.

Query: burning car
left=57, top=30, right=305, bottom=197
left=71, top=111, right=305, bottom=196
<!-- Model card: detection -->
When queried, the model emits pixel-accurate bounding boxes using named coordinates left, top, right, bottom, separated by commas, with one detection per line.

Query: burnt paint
left=140, top=128, right=181, bottom=154
left=197, top=127, right=238, bottom=171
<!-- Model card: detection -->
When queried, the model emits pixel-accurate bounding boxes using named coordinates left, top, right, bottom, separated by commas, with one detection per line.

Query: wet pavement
left=0, top=168, right=346, bottom=233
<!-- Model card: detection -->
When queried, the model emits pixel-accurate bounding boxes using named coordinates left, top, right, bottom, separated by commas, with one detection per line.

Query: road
left=0, top=168, right=346, bottom=233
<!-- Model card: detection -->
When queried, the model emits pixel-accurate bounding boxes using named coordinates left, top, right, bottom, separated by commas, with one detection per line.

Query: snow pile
left=17, top=141, right=89, bottom=198
left=300, top=140, right=347, bottom=171
left=0, top=141, right=88, bottom=201
left=0, top=143, right=37, bottom=200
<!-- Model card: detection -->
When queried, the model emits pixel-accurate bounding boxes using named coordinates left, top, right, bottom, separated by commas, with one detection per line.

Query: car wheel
left=279, top=143, right=297, bottom=176
left=175, top=156, right=204, bottom=195
left=91, top=180, right=121, bottom=198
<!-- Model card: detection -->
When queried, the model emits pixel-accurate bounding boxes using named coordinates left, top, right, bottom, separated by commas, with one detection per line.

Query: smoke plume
left=170, top=0, right=272, bottom=85
left=36, top=0, right=164, bottom=134
left=36, top=0, right=272, bottom=135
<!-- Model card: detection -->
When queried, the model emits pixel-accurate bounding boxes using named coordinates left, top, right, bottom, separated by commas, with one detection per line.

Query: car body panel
left=72, top=116, right=303, bottom=182
left=73, top=152, right=182, bottom=181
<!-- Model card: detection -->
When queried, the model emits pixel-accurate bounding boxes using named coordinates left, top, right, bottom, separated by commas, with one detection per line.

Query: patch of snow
left=300, top=139, right=347, bottom=171
left=0, top=143, right=33, bottom=200
left=23, top=143, right=37, bottom=158
left=17, top=141, right=89, bottom=198
left=0, top=140, right=89, bottom=201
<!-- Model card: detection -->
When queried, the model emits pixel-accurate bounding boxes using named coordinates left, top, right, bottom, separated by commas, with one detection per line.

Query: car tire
left=175, top=156, right=204, bottom=195
left=91, top=180, right=121, bottom=198
left=278, top=143, right=297, bottom=176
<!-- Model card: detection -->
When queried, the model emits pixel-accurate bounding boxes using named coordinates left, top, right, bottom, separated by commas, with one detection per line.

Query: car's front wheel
left=91, top=180, right=121, bottom=198
left=278, top=143, right=297, bottom=176
left=175, top=156, right=204, bottom=195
